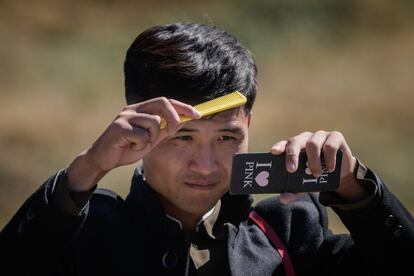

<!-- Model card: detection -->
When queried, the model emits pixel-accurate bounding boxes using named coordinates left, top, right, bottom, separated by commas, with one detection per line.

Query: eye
left=218, top=135, right=236, bottom=141
left=174, top=135, right=193, bottom=141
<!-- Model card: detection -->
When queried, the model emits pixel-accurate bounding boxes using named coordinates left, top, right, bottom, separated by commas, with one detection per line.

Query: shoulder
left=86, top=188, right=125, bottom=224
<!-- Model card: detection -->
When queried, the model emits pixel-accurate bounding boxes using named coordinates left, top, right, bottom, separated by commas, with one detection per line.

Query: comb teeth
left=160, top=91, right=247, bottom=129
left=193, top=91, right=247, bottom=116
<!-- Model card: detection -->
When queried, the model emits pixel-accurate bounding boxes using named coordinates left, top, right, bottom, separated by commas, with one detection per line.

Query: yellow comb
left=160, top=91, right=247, bottom=129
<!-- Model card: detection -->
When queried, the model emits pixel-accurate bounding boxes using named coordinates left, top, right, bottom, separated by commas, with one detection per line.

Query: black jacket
left=1, top=168, right=413, bottom=275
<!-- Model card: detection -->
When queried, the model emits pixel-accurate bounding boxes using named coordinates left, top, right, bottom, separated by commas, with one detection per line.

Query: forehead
left=182, top=107, right=248, bottom=129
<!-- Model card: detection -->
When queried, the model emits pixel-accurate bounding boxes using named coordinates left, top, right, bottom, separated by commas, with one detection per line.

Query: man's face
left=143, top=107, right=250, bottom=217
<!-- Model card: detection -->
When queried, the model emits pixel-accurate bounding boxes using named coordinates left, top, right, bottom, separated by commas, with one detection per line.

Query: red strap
left=249, top=211, right=296, bottom=276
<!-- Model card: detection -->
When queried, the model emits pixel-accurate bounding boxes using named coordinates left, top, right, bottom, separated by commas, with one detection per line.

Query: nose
left=188, top=143, right=219, bottom=176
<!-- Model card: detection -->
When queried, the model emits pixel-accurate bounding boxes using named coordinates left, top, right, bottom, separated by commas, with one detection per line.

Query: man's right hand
left=66, top=97, right=201, bottom=191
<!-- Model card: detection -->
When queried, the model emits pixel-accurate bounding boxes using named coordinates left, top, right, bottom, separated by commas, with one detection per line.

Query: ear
left=247, top=112, right=252, bottom=127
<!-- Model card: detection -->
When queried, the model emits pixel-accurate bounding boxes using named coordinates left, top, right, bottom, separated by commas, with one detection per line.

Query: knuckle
left=286, top=153, right=296, bottom=158
left=119, top=108, right=137, bottom=118
left=113, top=121, right=129, bottom=132
left=286, top=137, right=297, bottom=145
left=331, top=130, right=344, bottom=139
left=159, top=97, right=170, bottom=105
left=285, top=148, right=296, bottom=158
left=167, top=98, right=179, bottom=106
left=112, top=115, right=125, bottom=125
left=118, top=108, right=129, bottom=116
left=285, top=148, right=295, bottom=157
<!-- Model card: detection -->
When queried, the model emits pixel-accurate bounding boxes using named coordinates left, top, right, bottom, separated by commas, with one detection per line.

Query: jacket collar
left=125, top=167, right=254, bottom=239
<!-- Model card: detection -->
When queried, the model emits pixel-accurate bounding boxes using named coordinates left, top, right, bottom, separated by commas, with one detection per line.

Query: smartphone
left=229, top=151, right=342, bottom=194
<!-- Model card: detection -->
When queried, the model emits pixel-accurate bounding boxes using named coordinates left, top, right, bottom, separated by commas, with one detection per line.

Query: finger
left=131, top=97, right=201, bottom=135
left=168, top=99, right=202, bottom=119
left=131, top=97, right=182, bottom=135
left=285, top=132, right=313, bottom=173
left=160, top=99, right=202, bottom=132
left=116, top=111, right=162, bottom=150
left=322, top=131, right=343, bottom=173
left=334, top=132, right=357, bottom=179
left=305, top=130, right=328, bottom=177
left=270, top=140, right=287, bottom=155
left=128, top=113, right=162, bottom=143
left=123, top=126, right=151, bottom=151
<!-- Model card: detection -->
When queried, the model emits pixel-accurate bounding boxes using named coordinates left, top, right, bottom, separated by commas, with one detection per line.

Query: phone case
left=230, top=151, right=342, bottom=194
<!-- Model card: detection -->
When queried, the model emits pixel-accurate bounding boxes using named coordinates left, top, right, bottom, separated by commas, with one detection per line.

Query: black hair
left=124, top=22, right=257, bottom=113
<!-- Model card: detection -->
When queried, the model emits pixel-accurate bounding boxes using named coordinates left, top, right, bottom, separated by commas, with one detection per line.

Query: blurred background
left=1, top=0, right=413, bottom=233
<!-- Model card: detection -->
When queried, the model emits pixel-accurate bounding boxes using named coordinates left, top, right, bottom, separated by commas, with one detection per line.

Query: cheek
left=217, top=144, right=245, bottom=171
left=143, top=143, right=188, bottom=184
left=160, top=142, right=196, bottom=160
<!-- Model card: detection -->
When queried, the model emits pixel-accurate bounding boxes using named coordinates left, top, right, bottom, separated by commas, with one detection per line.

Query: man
left=0, top=22, right=413, bottom=275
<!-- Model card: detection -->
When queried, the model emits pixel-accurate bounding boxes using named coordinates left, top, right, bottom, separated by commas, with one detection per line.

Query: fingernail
left=287, top=162, right=296, bottom=172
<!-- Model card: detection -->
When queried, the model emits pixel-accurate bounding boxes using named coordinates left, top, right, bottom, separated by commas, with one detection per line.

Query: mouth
left=184, top=181, right=218, bottom=191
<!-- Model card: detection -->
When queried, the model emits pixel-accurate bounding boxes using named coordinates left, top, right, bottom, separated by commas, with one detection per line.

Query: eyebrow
left=178, top=127, right=244, bottom=135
